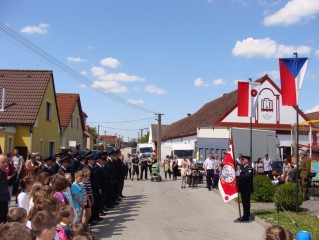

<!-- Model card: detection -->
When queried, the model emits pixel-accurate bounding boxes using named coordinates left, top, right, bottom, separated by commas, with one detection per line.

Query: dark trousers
left=165, top=170, right=171, bottom=179
left=206, top=169, right=214, bottom=189
left=0, top=201, right=8, bottom=223
left=140, top=165, right=148, bottom=179
left=241, top=192, right=251, bottom=218
left=127, top=168, right=132, bottom=179
left=91, top=192, right=101, bottom=220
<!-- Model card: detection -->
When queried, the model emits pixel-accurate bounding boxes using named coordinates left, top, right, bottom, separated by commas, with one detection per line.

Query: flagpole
left=249, top=78, right=253, bottom=162
left=294, top=52, right=299, bottom=214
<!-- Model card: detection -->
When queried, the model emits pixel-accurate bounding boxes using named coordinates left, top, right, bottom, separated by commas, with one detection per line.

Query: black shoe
left=208, top=188, right=211, bottom=191
left=237, top=217, right=249, bottom=222
left=94, top=217, right=103, bottom=222
left=88, top=221, right=98, bottom=226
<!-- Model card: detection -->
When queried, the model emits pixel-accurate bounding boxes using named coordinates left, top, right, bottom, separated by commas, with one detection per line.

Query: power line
left=98, top=125, right=147, bottom=131
left=87, top=117, right=155, bottom=124
left=0, top=21, right=157, bottom=114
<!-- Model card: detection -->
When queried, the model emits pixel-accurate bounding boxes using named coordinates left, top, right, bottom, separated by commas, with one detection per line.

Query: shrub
left=274, top=183, right=303, bottom=211
left=252, top=175, right=275, bottom=202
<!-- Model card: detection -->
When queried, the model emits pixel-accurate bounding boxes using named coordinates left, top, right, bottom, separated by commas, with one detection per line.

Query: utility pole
left=104, top=130, right=106, bottom=151
left=156, top=113, right=164, bottom=163
left=97, top=125, right=100, bottom=150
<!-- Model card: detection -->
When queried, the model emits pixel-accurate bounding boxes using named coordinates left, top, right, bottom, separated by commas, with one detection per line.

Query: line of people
left=0, top=147, right=128, bottom=240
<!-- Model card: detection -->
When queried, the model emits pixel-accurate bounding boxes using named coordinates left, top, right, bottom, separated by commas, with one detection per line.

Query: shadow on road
left=92, top=194, right=148, bottom=239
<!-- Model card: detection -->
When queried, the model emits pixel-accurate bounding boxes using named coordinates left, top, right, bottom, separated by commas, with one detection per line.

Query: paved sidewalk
left=92, top=179, right=268, bottom=240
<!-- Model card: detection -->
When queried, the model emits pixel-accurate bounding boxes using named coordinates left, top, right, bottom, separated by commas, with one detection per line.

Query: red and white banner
left=218, top=142, right=238, bottom=203
left=237, top=81, right=261, bottom=117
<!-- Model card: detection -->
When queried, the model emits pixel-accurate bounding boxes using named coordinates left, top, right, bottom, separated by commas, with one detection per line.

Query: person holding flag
left=236, top=155, right=254, bottom=222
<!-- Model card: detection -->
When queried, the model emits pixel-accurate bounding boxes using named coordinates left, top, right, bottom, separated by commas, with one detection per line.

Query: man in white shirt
left=263, top=154, right=272, bottom=179
left=12, top=149, right=24, bottom=195
left=203, top=153, right=215, bottom=191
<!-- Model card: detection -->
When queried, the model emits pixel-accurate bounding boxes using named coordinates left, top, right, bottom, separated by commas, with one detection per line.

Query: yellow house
left=0, top=70, right=60, bottom=159
left=56, top=93, right=86, bottom=151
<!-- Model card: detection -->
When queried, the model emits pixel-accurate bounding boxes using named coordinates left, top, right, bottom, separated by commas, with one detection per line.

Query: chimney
left=187, top=113, right=191, bottom=117
left=0, top=88, right=5, bottom=112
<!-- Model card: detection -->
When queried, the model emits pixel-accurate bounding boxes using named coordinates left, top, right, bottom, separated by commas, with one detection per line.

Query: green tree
left=88, top=127, right=98, bottom=144
left=139, top=132, right=150, bottom=143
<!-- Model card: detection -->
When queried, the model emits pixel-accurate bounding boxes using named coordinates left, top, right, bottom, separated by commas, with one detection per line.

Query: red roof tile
left=0, top=70, right=53, bottom=126
left=56, top=93, right=85, bottom=130
left=162, top=90, right=238, bottom=140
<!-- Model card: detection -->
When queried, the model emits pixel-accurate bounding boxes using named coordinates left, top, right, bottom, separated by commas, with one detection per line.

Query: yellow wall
left=62, top=102, right=84, bottom=150
left=31, top=77, right=60, bottom=157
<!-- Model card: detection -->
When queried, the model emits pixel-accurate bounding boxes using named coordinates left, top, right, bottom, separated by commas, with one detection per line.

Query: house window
left=70, top=114, right=74, bottom=128
left=8, top=137, right=13, bottom=153
left=40, top=139, right=44, bottom=158
left=46, top=101, right=52, bottom=121
left=77, top=117, right=79, bottom=130
left=49, top=141, right=55, bottom=157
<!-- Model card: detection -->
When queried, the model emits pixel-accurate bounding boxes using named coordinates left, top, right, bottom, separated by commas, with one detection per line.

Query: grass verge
left=253, top=209, right=319, bottom=239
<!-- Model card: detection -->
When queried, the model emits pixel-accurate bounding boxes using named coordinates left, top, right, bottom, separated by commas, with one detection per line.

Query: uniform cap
left=85, top=154, right=94, bottom=160
left=94, top=152, right=103, bottom=160
left=43, top=155, right=54, bottom=162
left=60, top=156, right=71, bottom=164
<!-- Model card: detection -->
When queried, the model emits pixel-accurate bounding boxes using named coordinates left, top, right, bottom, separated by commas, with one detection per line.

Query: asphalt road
left=92, top=178, right=268, bottom=240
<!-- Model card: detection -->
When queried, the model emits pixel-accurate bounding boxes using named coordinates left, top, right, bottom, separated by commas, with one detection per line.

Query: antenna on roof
left=0, top=88, right=5, bottom=112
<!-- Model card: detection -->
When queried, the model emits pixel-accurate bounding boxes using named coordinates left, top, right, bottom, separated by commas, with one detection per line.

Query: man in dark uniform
left=237, top=156, right=253, bottom=222
left=94, top=153, right=108, bottom=216
left=70, top=151, right=81, bottom=175
left=299, top=150, right=311, bottom=200
left=106, top=149, right=117, bottom=207
left=87, top=154, right=103, bottom=223
left=58, top=156, right=71, bottom=174
left=51, top=153, right=62, bottom=175
left=41, top=156, right=54, bottom=176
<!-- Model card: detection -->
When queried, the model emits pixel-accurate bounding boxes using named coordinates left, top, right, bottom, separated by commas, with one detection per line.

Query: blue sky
left=1, top=0, right=319, bottom=141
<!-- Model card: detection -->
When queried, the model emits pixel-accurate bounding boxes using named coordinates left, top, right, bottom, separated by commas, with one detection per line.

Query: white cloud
left=232, top=37, right=311, bottom=58
left=91, top=66, right=107, bottom=77
left=315, top=49, right=319, bottom=57
left=100, top=57, right=121, bottom=68
left=80, top=71, right=87, bottom=76
left=132, top=87, right=140, bottom=91
left=212, top=78, right=226, bottom=86
left=127, top=99, right=144, bottom=105
left=264, top=0, right=319, bottom=26
left=67, top=57, right=87, bottom=63
left=79, top=84, right=87, bottom=88
left=194, top=77, right=208, bottom=87
left=20, top=23, right=49, bottom=34
left=257, top=70, right=280, bottom=81
left=91, top=66, right=144, bottom=82
left=145, top=85, right=166, bottom=95
left=305, top=105, right=319, bottom=114
left=99, top=72, right=144, bottom=82
left=92, top=80, right=128, bottom=93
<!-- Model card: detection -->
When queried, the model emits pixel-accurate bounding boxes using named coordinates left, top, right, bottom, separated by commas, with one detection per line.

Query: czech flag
left=218, top=141, right=238, bottom=203
left=279, top=58, right=309, bottom=106
left=237, top=81, right=261, bottom=117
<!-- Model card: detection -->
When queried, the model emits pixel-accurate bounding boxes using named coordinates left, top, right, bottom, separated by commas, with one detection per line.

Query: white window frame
left=48, top=141, right=55, bottom=157
left=8, top=136, right=13, bottom=153
left=40, top=139, right=44, bottom=158
left=45, top=100, right=53, bottom=121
